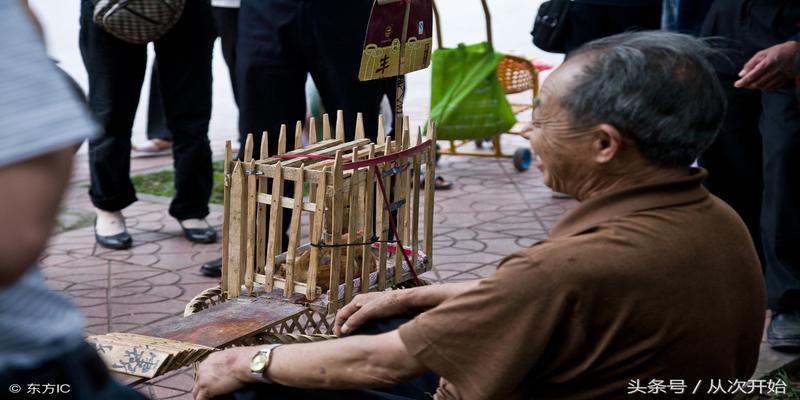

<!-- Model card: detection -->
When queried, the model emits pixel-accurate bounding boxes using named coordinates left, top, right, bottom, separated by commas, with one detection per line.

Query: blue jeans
left=216, top=317, right=439, bottom=400
left=79, top=0, right=215, bottom=219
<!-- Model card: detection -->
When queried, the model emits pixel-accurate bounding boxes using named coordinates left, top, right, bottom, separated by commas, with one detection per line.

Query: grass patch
left=132, top=160, right=226, bottom=204
left=131, top=160, right=308, bottom=205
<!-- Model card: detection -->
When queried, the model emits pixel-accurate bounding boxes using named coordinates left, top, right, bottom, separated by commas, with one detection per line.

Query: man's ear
left=593, top=124, right=622, bottom=164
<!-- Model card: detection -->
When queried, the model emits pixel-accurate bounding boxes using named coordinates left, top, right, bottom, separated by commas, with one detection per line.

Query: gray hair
left=561, top=31, right=726, bottom=166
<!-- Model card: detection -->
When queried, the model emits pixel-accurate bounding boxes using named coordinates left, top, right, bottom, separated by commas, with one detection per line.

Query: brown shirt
left=399, top=169, right=765, bottom=400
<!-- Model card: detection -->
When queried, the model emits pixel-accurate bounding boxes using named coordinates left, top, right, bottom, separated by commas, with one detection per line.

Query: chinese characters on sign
left=25, top=383, right=71, bottom=395
left=627, top=379, right=788, bottom=395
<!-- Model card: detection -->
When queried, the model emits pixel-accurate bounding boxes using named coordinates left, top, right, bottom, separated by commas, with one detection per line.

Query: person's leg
left=698, top=82, right=764, bottom=264
left=237, top=0, right=308, bottom=250
left=80, top=0, right=146, bottom=213
left=79, top=0, right=146, bottom=249
left=306, top=0, right=387, bottom=142
left=146, top=63, right=172, bottom=141
left=212, top=6, right=240, bottom=104
left=153, top=0, right=216, bottom=225
left=760, top=87, right=800, bottom=314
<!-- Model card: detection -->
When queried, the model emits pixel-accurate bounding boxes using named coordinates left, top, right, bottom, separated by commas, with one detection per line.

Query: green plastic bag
left=429, top=42, right=516, bottom=140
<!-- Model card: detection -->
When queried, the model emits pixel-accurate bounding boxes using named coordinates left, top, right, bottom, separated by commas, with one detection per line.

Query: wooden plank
left=221, top=141, right=233, bottom=293
left=361, top=144, right=376, bottom=293
left=256, top=139, right=344, bottom=167
left=255, top=276, right=320, bottom=296
left=284, top=164, right=305, bottom=297
left=278, top=125, right=287, bottom=155
left=294, top=121, right=303, bottom=151
left=309, top=117, right=317, bottom=145
left=322, top=113, right=331, bottom=141
left=344, top=149, right=360, bottom=304
left=411, top=129, right=421, bottom=271
left=280, top=139, right=372, bottom=169
left=245, top=160, right=257, bottom=296
left=394, top=128, right=408, bottom=283
left=257, top=193, right=317, bottom=212
left=145, top=298, right=307, bottom=350
left=376, top=121, right=390, bottom=290
left=307, top=166, right=327, bottom=299
left=355, top=112, right=365, bottom=140
left=424, top=121, right=436, bottom=269
left=264, top=163, right=284, bottom=292
left=329, top=151, right=345, bottom=312
left=256, top=135, right=269, bottom=275
left=335, top=110, right=345, bottom=141
left=226, top=163, right=246, bottom=298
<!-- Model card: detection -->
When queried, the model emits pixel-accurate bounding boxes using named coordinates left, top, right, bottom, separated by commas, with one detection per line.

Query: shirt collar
left=549, top=168, right=710, bottom=239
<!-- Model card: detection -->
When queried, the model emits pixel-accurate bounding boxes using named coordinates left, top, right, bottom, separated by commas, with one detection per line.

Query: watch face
left=250, top=352, right=267, bottom=372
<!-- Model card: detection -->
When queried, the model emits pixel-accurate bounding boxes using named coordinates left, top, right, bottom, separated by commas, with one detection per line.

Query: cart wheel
left=513, top=148, right=532, bottom=172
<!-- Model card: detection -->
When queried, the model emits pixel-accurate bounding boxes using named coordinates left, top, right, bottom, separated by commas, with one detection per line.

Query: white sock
left=95, top=209, right=126, bottom=236
left=180, top=218, right=210, bottom=230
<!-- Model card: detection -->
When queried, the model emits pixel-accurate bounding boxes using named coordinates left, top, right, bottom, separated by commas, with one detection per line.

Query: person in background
left=134, top=0, right=241, bottom=158
left=0, top=2, right=147, bottom=398
left=563, top=0, right=662, bottom=55
left=195, top=0, right=393, bottom=278
left=661, top=0, right=715, bottom=36
left=79, top=0, right=218, bottom=249
left=699, top=0, right=800, bottom=350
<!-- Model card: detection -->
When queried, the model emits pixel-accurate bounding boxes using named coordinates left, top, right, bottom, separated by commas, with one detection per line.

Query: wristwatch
left=249, top=344, right=282, bottom=383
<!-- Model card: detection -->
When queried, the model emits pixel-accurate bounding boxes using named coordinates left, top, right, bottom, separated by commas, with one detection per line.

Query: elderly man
left=193, top=32, right=765, bottom=400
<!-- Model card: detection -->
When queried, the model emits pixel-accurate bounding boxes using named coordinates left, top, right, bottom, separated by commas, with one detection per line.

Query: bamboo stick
left=278, top=125, right=287, bottom=155
left=361, top=144, right=376, bottom=293
left=307, top=166, right=327, bottom=299
left=264, top=162, right=284, bottom=292
left=335, top=110, right=345, bottom=141
left=245, top=160, right=257, bottom=295
left=329, top=151, right=345, bottom=312
left=294, top=121, right=303, bottom=151
left=284, top=164, right=305, bottom=297
left=244, top=133, right=254, bottom=162
left=309, top=117, right=318, bottom=145
left=322, top=113, right=332, bottom=141
left=221, top=140, right=233, bottom=293
left=355, top=112, right=365, bottom=140
left=424, top=121, right=436, bottom=270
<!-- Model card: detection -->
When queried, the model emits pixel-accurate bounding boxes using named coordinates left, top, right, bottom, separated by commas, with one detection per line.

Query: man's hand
left=334, top=291, right=409, bottom=336
left=735, top=41, right=800, bottom=90
left=193, top=347, right=259, bottom=400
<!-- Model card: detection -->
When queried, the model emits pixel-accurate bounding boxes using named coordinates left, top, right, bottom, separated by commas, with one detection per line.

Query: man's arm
left=334, top=280, right=479, bottom=335
left=0, top=146, right=74, bottom=286
left=193, top=330, right=426, bottom=400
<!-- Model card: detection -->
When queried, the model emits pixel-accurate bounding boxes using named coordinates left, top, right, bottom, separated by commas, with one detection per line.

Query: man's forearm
left=398, top=280, right=479, bottom=311
left=230, top=331, right=426, bottom=390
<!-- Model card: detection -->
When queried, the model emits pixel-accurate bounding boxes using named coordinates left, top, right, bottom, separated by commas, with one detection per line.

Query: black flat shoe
left=768, top=311, right=800, bottom=350
left=95, top=232, right=132, bottom=250
left=181, top=226, right=217, bottom=244
left=200, top=258, right=222, bottom=278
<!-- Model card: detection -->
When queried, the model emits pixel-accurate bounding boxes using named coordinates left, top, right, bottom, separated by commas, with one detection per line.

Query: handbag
left=93, top=0, right=186, bottom=45
left=531, top=0, right=570, bottom=53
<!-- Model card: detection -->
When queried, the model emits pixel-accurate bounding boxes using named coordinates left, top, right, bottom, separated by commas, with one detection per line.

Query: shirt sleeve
left=398, top=249, right=580, bottom=400
left=0, top=2, right=97, bottom=169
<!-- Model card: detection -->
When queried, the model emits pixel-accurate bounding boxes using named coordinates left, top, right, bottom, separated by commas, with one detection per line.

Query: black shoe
left=768, top=311, right=800, bottom=350
left=180, top=221, right=218, bottom=244
left=200, top=258, right=222, bottom=278
left=95, top=232, right=133, bottom=250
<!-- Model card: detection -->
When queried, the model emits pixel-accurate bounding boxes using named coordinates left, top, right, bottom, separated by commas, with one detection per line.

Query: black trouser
left=563, top=1, right=662, bottom=55
left=0, top=341, right=146, bottom=400
left=700, top=0, right=800, bottom=311
left=79, top=0, right=215, bottom=220
left=237, top=0, right=392, bottom=247
left=216, top=317, right=440, bottom=400
left=147, top=6, right=240, bottom=141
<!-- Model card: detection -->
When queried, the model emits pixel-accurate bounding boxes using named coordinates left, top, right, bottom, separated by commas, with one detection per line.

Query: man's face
left=529, top=59, right=597, bottom=195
